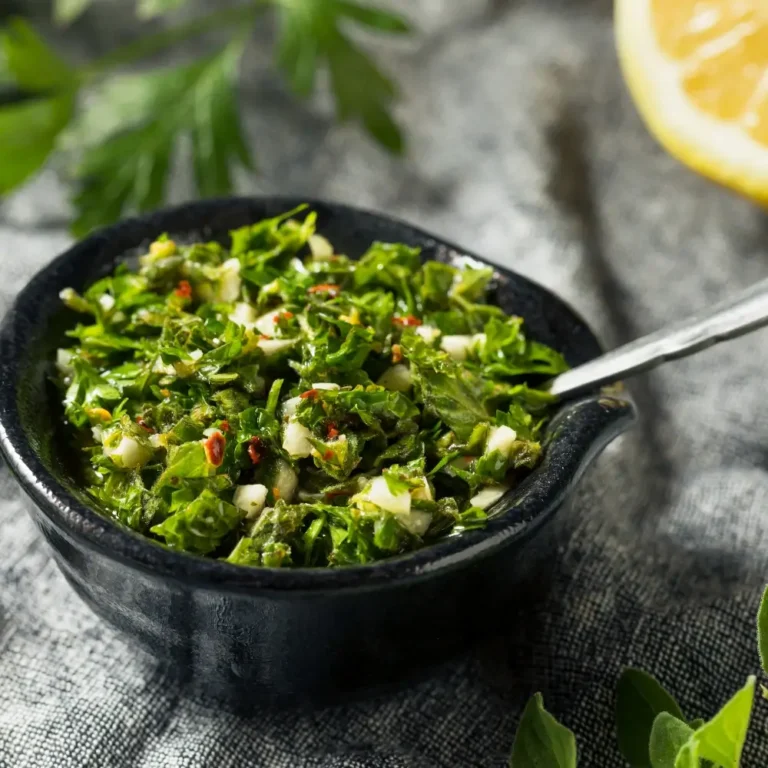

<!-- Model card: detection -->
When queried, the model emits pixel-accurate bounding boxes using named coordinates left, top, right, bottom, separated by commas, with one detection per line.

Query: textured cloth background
left=2, top=0, right=768, bottom=765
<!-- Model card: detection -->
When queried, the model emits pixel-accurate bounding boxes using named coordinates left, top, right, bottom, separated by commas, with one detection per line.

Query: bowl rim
left=0, top=195, right=634, bottom=593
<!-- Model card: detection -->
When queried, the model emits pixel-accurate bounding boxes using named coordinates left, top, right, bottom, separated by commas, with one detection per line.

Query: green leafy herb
left=55, top=207, right=566, bottom=567
left=137, top=0, right=191, bottom=20
left=510, top=669, right=756, bottom=767
left=758, top=585, right=768, bottom=674
left=55, top=0, right=193, bottom=24
left=616, top=668, right=686, bottom=767
left=509, top=693, right=577, bottom=768
left=683, top=677, right=755, bottom=767
left=401, top=335, right=491, bottom=441
left=2, top=1, right=411, bottom=232
left=648, top=714, right=694, bottom=768
left=54, top=0, right=94, bottom=25
left=71, top=39, right=252, bottom=235
left=0, top=19, right=78, bottom=194
left=274, top=0, right=409, bottom=151
left=646, top=678, right=756, bottom=768
left=150, top=489, right=242, bottom=555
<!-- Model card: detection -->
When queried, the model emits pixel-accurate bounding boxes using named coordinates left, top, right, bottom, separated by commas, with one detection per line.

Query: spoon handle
left=548, top=277, right=768, bottom=399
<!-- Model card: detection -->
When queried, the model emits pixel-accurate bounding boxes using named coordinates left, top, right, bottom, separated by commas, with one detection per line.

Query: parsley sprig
left=0, top=1, right=410, bottom=234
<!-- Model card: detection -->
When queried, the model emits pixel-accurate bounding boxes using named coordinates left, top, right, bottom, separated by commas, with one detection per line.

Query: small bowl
left=0, top=197, right=635, bottom=704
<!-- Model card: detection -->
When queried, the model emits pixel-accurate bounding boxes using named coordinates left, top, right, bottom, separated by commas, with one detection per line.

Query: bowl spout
left=497, top=394, right=636, bottom=518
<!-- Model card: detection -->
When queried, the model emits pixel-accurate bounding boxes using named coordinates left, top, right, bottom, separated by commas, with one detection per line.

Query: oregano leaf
left=648, top=713, right=693, bottom=768
left=509, top=693, right=577, bottom=768
left=616, top=668, right=685, bottom=767
left=646, top=678, right=755, bottom=768
left=758, top=585, right=768, bottom=674
left=689, top=677, right=755, bottom=767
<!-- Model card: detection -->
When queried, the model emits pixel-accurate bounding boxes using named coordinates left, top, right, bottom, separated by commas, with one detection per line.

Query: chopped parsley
left=54, top=205, right=569, bottom=567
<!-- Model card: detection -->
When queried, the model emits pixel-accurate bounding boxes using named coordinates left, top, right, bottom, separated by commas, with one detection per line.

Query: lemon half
left=616, top=0, right=768, bottom=204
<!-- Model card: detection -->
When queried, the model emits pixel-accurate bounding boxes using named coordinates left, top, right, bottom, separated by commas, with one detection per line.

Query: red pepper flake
left=392, top=314, right=422, bottom=327
left=174, top=280, right=192, bottom=299
left=308, top=283, right=341, bottom=298
left=323, top=450, right=334, bottom=461
left=272, top=486, right=281, bottom=500
left=282, top=310, right=294, bottom=319
left=391, top=344, right=403, bottom=364
left=326, top=422, right=339, bottom=440
left=160, top=388, right=171, bottom=398
left=300, top=389, right=319, bottom=401
left=325, top=488, right=352, bottom=500
left=219, top=420, right=230, bottom=433
left=259, top=333, right=272, bottom=341
left=135, top=416, right=154, bottom=434
left=247, top=436, right=264, bottom=465
left=203, top=431, right=226, bottom=467
left=272, top=313, right=281, bottom=322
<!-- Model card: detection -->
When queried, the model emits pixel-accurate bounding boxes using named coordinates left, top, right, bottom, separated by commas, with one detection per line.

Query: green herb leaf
left=56, top=0, right=190, bottom=24
left=616, top=668, right=685, bottom=767
left=421, top=261, right=456, bottom=309
left=334, top=1, right=410, bottom=33
left=0, top=19, right=78, bottom=192
left=54, top=0, right=93, bottom=24
left=478, top=317, right=569, bottom=379
left=274, top=0, right=407, bottom=152
left=688, top=677, right=755, bottom=767
left=233, top=501, right=313, bottom=566
left=402, top=336, right=491, bottom=441
left=646, top=677, right=755, bottom=768
left=71, top=40, right=253, bottom=235
left=137, top=0, right=190, bottom=19
left=188, top=40, right=254, bottom=198
left=509, top=693, right=577, bottom=768
left=155, top=442, right=214, bottom=488
left=2, top=18, right=76, bottom=90
left=451, top=266, right=494, bottom=302
left=354, top=242, right=422, bottom=294
left=88, top=469, right=147, bottom=531
left=648, top=714, right=694, bottom=768
left=0, top=96, right=76, bottom=194
left=454, top=505, right=488, bottom=533
left=228, top=536, right=294, bottom=567
left=374, top=434, right=424, bottom=468
left=151, top=488, right=242, bottom=555
left=758, top=585, right=768, bottom=674
left=309, top=433, right=363, bottom=481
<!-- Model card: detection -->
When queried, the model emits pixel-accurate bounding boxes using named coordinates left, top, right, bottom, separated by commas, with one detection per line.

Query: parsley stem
left=81, top=3, right=265, bottom=81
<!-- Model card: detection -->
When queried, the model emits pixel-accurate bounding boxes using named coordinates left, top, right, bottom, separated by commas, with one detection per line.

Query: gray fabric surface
left=2, top=0, right=768, bottom=765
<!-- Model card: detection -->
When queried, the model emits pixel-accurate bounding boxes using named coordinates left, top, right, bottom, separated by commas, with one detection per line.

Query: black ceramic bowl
left=0, top=197, right=635, bottom=704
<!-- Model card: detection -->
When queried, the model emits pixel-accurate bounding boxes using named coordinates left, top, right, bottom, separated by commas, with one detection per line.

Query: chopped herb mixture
left=54, top=206, right=569, bottom=567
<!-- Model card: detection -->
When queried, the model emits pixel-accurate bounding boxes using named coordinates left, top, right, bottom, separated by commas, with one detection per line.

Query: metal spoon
left=547, top=277, right=768, bottom=399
